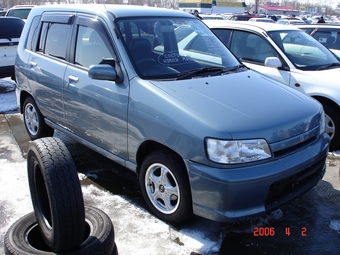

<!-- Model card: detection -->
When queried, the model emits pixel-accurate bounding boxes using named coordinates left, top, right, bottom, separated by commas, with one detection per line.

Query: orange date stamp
left=253, top=227, right=307, bottom=237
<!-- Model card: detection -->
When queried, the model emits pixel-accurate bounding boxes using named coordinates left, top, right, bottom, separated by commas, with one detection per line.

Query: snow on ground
left=0, top=111, right=223, bottom=254
left=0, top=78, right=224, bottom=254
left=0, top=78, right=16, bottom=113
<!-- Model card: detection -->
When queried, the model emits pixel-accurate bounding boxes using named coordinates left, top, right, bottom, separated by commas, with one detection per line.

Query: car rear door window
left=38, top=22, right=72, bottom=60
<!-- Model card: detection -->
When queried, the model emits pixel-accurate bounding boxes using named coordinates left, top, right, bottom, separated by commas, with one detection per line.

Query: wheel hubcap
left=145, top=163, right=180, bottom=214
left=159, top=185, right=165, bottom=193
left=325, top=113, right=335, bottom=140
left=25, top=103, right=39, bottom=136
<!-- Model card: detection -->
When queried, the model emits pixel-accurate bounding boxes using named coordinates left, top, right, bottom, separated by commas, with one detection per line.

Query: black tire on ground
left=27, top=137, right=85, bottom=252
left=23, top=96, right=54, bottom=140
left=4, top=206, right=116, bottom=255
left=139, top=150, right=193, bottom=225
left=323, top=103, right=340, bottom=151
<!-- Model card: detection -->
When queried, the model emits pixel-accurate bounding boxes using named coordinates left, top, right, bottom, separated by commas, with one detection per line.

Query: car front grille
left=265, top=156, right=326, bottom=212
left=272, top=135, right=317, bottom=158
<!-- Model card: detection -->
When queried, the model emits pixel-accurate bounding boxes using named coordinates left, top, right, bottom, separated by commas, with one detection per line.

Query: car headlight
left=320, top=109, right=325, bottom=135
left=206, top=138, right=272, bottom=164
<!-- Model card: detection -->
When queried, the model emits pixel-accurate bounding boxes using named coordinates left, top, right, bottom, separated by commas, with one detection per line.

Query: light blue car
left=15, top=4, right=329, bottom=224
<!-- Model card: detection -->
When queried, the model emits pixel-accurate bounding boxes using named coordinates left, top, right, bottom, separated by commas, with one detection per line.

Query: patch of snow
left=329, top=220, right=340, bottom=234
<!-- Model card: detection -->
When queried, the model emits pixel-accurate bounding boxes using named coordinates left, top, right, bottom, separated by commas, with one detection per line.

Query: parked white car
left=205, top=20, right=340, bottom=150
left=0, top=17, right=25, bottom=79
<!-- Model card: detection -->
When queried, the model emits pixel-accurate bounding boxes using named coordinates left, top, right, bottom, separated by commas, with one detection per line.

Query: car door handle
left=29, top=61, right=37, bottom=67
left=68, top=75, right=79, bottom=82
left=66, top=75, right=79, bottom=87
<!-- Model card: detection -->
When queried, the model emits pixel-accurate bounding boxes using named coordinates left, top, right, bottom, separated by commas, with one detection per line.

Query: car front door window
left=75, top=26, right=112, bottom=68
left=229, top=31, right=276, bottom=64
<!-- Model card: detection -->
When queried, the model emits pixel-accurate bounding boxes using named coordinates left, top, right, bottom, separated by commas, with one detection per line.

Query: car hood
left=150, top=70, right=321, bottom=144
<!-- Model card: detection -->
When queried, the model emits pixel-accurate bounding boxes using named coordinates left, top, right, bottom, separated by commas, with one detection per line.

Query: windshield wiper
left=175, top=67, right=225, bottom=80
left=317, top=62, right=340, bottom=70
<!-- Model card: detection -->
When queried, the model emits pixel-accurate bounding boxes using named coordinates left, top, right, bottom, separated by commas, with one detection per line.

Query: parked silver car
left=15, top=4, right=329, bottom=224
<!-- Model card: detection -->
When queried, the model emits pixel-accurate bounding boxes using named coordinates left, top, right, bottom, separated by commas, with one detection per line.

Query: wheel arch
left=136, top=140, right=194, bottom=224
left=136, top=140, right=187, bottom=176
left=312, top=95, right=340, bottom=111
left=19, top=90, right=32, bottom=113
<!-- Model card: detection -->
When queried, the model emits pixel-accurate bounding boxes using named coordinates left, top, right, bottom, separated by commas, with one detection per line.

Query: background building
left=179, top=0, right=246, bottom=14
left=249, top=2, right=299, bottom=16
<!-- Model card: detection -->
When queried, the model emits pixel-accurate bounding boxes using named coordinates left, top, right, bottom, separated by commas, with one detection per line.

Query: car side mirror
left=264, top=57, right=282, bottom=68
left=88, top=64, right=118, bottom=81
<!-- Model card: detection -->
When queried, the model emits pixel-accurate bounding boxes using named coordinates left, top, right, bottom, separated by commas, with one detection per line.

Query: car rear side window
left=38, top=22, right=71, bottom=60
left=25, top=15, right=40, bottom=51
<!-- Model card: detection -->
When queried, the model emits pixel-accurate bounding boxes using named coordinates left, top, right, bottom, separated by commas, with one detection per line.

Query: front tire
left=27, top=137, right=85, bottom=252
left=139, top=150, right=193, bottom=224
left=23, top=96, right=54, bottom=140
left=4, top=206, right=116, bottom=255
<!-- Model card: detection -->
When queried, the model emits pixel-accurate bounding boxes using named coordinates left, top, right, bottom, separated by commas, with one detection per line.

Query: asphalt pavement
left=1, top=79, right=340, bottom=254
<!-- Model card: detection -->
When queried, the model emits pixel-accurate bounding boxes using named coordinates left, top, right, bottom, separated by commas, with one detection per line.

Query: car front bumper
left=186, top=133, right=329, bottom=223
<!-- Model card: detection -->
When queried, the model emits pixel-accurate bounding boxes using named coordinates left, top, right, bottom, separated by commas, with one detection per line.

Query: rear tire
left=27, top=137, right=85, bottom=252
left=4, top=206, right=116, bottom=255
left=23, top=96, right=54, bottom=140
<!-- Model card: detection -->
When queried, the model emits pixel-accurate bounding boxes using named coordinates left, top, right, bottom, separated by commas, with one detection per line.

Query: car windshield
left=116, top=17, right=241, bottom=79
left=268, top=29, right=340, bottom=70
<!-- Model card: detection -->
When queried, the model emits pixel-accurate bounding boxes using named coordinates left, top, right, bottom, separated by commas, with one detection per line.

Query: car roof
left=10, top=5, right=36, bottom=8
left=230, top=14, right=253, bottom=17
left=0, top=16, right=25, bottom=22
left=29, top=4, right=192, bottom=19
left=277, top=19, right=305, bottom=23
left=200, top=14, right=224, bottom=19
left=249, top=18, right=275, bottom=21
left=203, top=20, right=301, bottom=32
